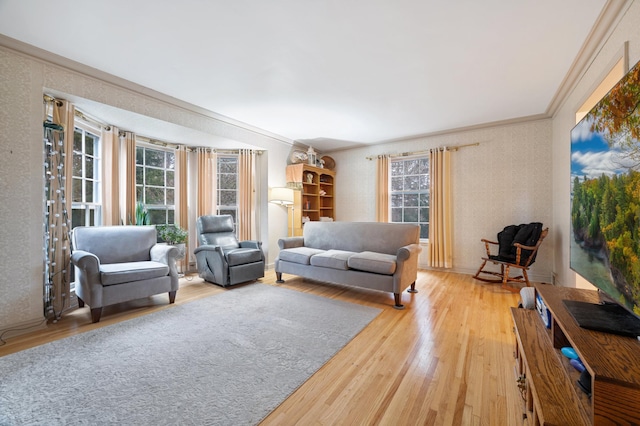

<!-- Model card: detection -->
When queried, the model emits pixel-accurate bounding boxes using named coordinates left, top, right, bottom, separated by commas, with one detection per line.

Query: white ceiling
left=0, top=0, right=609, bottom=151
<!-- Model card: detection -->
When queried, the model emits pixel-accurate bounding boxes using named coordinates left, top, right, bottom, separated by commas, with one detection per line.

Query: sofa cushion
left=310, top=249, right=357, bottom=270
left=279, top=247, right=326, bottom=265
left=347, top=251, right=397, bottom=275
left=224, top=248, right=262, bottom=266
left=100, top=261, right=170, bottom=286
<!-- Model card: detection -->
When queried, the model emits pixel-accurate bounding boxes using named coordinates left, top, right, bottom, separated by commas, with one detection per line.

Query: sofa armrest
left=393, top=243, right=422, bottom=292
left=278, top=237, right=304, bottom=250
left=71, top=250, right=100, bottom=273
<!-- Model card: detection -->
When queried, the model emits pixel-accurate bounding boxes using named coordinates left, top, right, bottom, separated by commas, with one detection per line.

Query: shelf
left=287, top=164, right=335, bottom=237
left=512, top=283, right=640, bottom=424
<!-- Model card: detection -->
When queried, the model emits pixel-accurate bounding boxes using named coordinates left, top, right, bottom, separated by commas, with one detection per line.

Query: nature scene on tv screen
left=571, top=60, right=640, bottom=316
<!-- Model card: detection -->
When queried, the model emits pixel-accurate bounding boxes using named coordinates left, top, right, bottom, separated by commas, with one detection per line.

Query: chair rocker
left=473, top=223, right=548, bottom=292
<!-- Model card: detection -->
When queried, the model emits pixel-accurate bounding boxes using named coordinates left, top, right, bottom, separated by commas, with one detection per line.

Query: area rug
left=0, top=284, right=381, bottom=425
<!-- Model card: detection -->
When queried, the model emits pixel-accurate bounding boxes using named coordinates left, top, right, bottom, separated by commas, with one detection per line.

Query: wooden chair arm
left=481, top=239, right=499, bottom=257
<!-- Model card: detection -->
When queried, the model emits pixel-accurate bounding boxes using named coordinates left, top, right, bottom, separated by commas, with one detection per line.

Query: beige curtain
left=376, top=155, right=390, bottom=222
left=120, top=131, right=137, bottom=224
left=101, top=126, right=120, bottom=226
left=43, top=98, right=74, bottom=318
left=428, top=148, right=453, bottom=268
left=176, top=145, right=189, bottom=270
left=197, top=148, right=217, bottom=217
left=237, top=149, right=256, bottom=240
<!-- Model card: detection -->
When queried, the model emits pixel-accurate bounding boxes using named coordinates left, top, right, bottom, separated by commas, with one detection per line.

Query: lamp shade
left=269, top=187, right=294, bottom=205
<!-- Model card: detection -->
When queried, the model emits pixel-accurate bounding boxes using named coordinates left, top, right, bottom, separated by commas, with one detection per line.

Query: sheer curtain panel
left=237, top=149, right=256, bottom=240
left=197, top=148, right=216, bottom=217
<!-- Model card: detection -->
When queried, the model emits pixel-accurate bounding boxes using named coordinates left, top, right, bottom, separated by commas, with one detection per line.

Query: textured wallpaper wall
left=0, top=45, right=291, bottom=334
left=327, top=119, right=553, bottom=280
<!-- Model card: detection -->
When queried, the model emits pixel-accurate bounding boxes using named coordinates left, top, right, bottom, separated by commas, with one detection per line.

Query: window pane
left=419, top=158, right=429, bottom=174
left=166, top=170, right=174, bottom=187
left=405, top=159, right=419, bottom=174
left=420, top=174, right=429, bottom=190
left=420, top=224, right=429, bottom=239
left=72, top=178, right=82, bottom=202
left=73, top=153, right=83, bottom=177
left=420, top=207, right=429, bottom=222
left=391, top=176, right=403, bottom=191
left=136, top=166, right=144, bottom=185
left=72, top=208, right=85, bottom=227
left=73, top=130, right=82, bottom=152
left=167, top=210, right=175, bottom=224
left=404, top=175, right=419, bottom=191
left=165, top=152, right=175, bottom=169
left=146, top=187, right=164, bottom=204
left=218, top=158, right=237, bottom=173
left=219, top=174, right=237, bottom=190
left=391, top=208, right=402, bottom=222
left=166, top=188, right=174, bottom=204
left=145, top=149, right=164, bottom=167
left=85, top=181, right=93, bottom=203
left=85, top=133, right=96, bottom=156
left=89, top=208, right=95, bottom=226
left=391, top=193, right=403, bottom=208
left=219, top=209, right=236, bottom=223
left=219, top=189, right=236, bottom=205
left=405, top=194, right=418, bottom=206
left=391, top=161, right=403, bottom=176
left=403, top=208, right=418, bottom=222
left=136, top=186, right=143, bottom=202
left=136, top=147, right=144, bottom=165
left=145, top=168, right=164, bottom=186
left=419, top=193, right=429, bottom=206
left=85, top=157, right=94, bottom=179
left=148, top=209, right=166, bottom=225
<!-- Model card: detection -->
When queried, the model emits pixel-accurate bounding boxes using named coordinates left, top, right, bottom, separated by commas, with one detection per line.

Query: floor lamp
left=269, top=187, right=295, bottom=237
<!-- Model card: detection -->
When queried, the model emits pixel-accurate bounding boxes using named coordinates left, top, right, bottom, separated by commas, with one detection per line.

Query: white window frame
left=71, top=120, right=102, bottom=228
left=216, top=154, right=238, bottom=231
left=136, top=143, right=176, bottom=225
left=390, top=155, right=429, bottom=240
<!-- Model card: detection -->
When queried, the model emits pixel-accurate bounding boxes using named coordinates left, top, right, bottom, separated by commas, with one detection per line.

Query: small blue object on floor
left=570, top=358, right=586, bottom=373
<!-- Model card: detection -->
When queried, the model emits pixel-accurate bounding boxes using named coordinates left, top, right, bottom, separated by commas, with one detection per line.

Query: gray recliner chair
left=194, top=215, right=265, bottom=286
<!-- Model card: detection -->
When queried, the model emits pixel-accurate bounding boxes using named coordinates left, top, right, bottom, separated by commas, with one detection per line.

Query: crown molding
left=546, top=0, right=632, bottom=117
left=0, top=34, right=293, bottom=147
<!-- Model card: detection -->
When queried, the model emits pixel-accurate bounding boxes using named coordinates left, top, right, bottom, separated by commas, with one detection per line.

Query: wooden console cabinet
left=512, top=283, right=640, bottom=425
left=286, top=164, right=335, bottom=236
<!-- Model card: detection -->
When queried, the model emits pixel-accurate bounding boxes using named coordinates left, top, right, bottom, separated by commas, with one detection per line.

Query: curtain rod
left=365, top=142, right=479, bottom=160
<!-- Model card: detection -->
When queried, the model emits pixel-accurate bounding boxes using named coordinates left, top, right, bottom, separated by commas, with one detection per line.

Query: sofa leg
left=276, top=272, right=284, bottom=284
left=169, top=291, right=177, bottom=304
left=407, top=282, right=418, bottom=293
left=393, top=293, right=405, bottom=310
left=90, top=307, right=102, bottom=323
left=77, top=297, right=85, bottom=308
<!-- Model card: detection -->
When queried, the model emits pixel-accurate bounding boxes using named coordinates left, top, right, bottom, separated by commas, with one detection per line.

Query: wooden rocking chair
left=473, top=223, right=548, bottom=292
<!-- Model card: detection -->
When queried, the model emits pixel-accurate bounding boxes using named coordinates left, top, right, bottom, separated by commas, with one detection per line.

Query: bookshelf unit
left=286, top=164, right=335, bottom=236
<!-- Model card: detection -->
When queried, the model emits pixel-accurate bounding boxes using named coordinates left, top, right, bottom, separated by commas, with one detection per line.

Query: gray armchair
left=194, top=215, right=265, bottom=286
left=71, top=225, right=180, bottom=323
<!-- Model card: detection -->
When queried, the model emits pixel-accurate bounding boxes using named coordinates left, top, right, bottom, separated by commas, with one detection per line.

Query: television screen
left=570, top=58, right=640, bottom=319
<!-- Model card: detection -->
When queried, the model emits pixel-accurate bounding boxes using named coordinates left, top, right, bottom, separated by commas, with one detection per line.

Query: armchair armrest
left=239, top=240, right=262, bottom=250
left=278, top=237, right=304, bottom=250
left=70, top=250, right=100, bottom=273
left=150, top=244, right=179, bottom=265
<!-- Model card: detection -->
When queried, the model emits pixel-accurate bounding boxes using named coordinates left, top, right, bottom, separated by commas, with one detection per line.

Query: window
left=390, top=156, right=429, bottom=239
left=136, top=145, right=175, bottom=224
left=71, top=124, right=101, bottom=228
left=217, top=155, right=238, bottom=226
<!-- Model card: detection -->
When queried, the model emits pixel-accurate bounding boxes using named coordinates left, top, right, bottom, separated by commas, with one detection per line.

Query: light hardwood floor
left=0, top=269, right=524, bottom=425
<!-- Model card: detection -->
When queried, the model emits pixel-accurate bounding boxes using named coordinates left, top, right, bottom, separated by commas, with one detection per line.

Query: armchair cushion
left=100, top=261, right=170, bottom=286
left=224, top=248, right=263, bottom=267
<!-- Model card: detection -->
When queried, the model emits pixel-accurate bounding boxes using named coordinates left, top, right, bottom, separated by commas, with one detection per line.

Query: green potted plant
left=156, top=224, right=188, bottom=259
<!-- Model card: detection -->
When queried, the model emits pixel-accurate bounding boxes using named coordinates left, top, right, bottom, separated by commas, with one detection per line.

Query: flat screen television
left=570, top=58, right=640, bottom=337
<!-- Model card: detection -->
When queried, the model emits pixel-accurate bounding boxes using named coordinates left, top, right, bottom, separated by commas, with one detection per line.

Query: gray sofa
left=275, top=221, right=422, bottom=309
left=71, top=225, right=180, bottom=322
